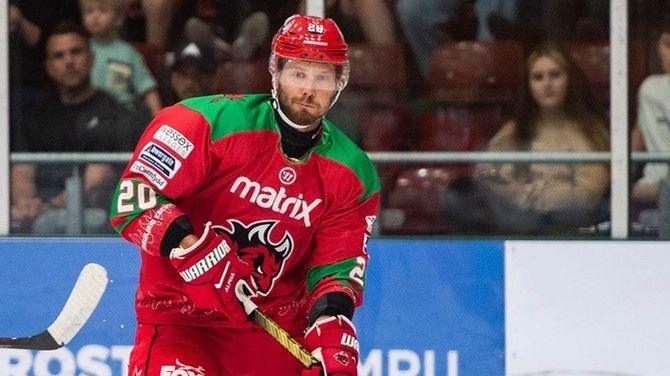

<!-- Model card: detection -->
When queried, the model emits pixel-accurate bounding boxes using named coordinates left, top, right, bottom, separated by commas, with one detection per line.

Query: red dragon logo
left=216, top=220, right=293, bottom=296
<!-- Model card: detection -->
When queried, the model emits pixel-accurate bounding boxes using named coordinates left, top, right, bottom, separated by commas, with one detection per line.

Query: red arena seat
left=358, top=105, right=408, bottom=151
left=417, top=106, right=484, bottom=152
left=382, top=167, right=466, bottom=235
left=427, top=40, right=524, bottom=102
left=336, top=43, right=410, bottom=152
left=569, top=40, right=647, bottom=109
left=213, top=60, right=272, bottom=94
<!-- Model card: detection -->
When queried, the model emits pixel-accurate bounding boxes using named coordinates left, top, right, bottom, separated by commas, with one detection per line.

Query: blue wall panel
left=358, top=239, right=504, bottom=375
left=0, top=238, right=504, bottom=375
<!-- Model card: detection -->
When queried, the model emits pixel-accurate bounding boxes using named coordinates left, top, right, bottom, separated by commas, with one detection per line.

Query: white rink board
left=505, top=241, right=670, bottom=376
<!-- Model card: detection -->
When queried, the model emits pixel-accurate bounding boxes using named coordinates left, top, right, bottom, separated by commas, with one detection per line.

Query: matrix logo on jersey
left=218, top=220, right=293, bottom=296
left=153, top=125, right=194, bottom=158
left=140, top=142, right=181, bottom=178
left=230, top=176, right=321, bottom=227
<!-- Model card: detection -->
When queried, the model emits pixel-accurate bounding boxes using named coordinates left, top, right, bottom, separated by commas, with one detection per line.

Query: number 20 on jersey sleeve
left=117, top=180, right=157, bottom=213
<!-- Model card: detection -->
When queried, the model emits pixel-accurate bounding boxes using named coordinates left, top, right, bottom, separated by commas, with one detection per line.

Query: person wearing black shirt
left=11, top=22, right=146, bottom=234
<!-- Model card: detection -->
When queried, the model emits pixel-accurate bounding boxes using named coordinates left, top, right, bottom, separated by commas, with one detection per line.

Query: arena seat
left=568, top=40, right=647, bottom=109
left=338, top=43, right=410, bottom=152
left=340, top=42, right=406, bottom=109
left=347, top=42, right=406, bottom=101
left=416, top=104, right=511, bottom=151
left=357, top=105, right=409, bottom=151
left=426, top=40, right=524, bottom=102
left=213, top=60, right=272, bottom=94
left=382, top=167, right=467, bottom=235
left=418, top=41, right=523, bottom=150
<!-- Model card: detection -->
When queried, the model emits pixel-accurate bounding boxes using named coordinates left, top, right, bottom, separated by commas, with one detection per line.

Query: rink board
left=0, top=238, right=504, bottom=376
left=3, top=239, right=669, bottom=376
left=505, top=240, right=670, bottom=375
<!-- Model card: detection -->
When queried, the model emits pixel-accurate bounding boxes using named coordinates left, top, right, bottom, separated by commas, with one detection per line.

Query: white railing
left=10, top=151, right=670, bottom=164
left=8, top=151, right=670, bottom=236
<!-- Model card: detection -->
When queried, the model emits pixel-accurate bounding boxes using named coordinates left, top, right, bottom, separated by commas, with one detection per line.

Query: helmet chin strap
left=271, top=90, right=314, bottom=130
left=271, top=84, right=343, bottom=131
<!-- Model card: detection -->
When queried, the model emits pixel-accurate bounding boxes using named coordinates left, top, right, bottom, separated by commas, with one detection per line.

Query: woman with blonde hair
left=474, top=42, right=610, bottom=234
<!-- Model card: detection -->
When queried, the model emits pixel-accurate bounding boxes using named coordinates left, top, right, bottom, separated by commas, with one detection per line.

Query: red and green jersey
left=110, top=94, right=380, bottom=333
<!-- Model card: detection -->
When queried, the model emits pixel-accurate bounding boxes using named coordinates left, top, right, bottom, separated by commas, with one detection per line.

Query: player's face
left=529, top=55, right=568, bottom=111
left=658, top=32, right=670, bottom=74
left=45, top=33, right=94, bottom=89
left=81, top=3, right=122, bottom=39
left=277, top=59, right=338, bottom=128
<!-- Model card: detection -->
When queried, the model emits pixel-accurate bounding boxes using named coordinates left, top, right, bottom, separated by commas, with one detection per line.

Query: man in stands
left=12, top=21, right=143, bottom=234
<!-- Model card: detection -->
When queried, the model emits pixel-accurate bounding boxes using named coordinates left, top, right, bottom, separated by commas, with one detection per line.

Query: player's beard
left=277, top=84, right=326, bottom=126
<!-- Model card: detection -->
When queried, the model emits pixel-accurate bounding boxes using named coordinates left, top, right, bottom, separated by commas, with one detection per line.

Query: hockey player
left=110, top=14, right=379, bottom=376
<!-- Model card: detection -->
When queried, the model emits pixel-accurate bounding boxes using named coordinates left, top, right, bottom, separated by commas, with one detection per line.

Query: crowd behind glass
left=7, top=0, right=670, bottom=238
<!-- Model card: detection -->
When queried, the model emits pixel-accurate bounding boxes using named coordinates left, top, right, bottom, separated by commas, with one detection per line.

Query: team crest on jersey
left=217, top=220, right=294, bottom=296
left=159, top=359, right=205, bottom=376
left=333, top=351, right=355, bottom=366
left=210, top=94, right=245, bottom=103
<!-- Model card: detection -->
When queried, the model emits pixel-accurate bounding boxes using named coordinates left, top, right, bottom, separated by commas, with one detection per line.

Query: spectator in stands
left=313, top=0, right=396, bottom=44
left=11, top=22, right=144, bottom=234
left=80, top=0, right=161, bottom=115
left=163, top=41, right=217, bottom=104
left=631, top=19, right=670, bottom=206
left=396, top=0, right=517, bottom=78
left=183, top=9, right=270, bottom=63
left=473, top=42, right=610, bottom=234
left=141, top=0, right=181, bottom=51
left=181, top=1, right=303, bottom=63
left=538, top=0, right=608, bottom=42
left=8, top=2, right=47, bottom=150
left=8, top=3, right=42, bottom=49
left=9, top=0, right=81, bottom=38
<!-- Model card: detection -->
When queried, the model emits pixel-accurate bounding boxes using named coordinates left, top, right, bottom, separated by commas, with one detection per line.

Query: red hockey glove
left=170, top=221, right=255, bottom=323
left=302, top=315, right=359, bottom=376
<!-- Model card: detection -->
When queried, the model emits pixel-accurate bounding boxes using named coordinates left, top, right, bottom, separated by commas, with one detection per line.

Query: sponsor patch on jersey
left=153, top=125, right=194, bottom=158
left=139, top=142, right=181, bottom=178
left=130, top=161, right=167, bottom=189
left=230, top=176, right=322, bottom=227
left=279, top=167, right=296, bottom=185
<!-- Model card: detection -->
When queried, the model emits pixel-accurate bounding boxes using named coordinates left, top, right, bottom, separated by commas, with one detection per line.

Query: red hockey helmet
left=272, top=14, right=348, bottom=64
left=269, top=14, right=350, bottom=91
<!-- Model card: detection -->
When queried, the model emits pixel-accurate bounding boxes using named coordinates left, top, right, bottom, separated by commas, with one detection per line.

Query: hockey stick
left=0, top=263, right=109, bottom=350
left=235, top=281, right=320, bottom=368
